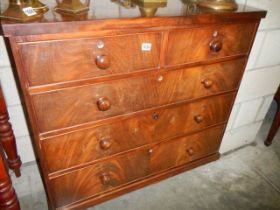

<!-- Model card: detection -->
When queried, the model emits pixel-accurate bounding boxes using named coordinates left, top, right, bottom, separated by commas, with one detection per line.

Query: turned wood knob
left=95, top=55, right=110, bottom=69
left=202, top=79, right=213, bottom=89
left=194, top=115, right=203, bottom=124
left=186, top=148, right=194, bottom=156
left=99, top=139, right=111, bottom=150
left=97, top=97, right=111, bottom=111
left=100, top=173, right=111, bottom=185
left=152, top=113, right=159, bottom=120
left=209, top=40, right=223, bottom=52
left=148, top=148, right=153, bottom=155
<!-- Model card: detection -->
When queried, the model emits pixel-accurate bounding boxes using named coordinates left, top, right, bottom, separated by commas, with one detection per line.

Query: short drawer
left=42, top=93, right=234, bottom=173
left=49, top=125, right=224, bottom=208
left=32, top=59, right=244, bottom=133
left=19, top=33, right=161, bottom=86
left=166, top=23, right=256, bottom=66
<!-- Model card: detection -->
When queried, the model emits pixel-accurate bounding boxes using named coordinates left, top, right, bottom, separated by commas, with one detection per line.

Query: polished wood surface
left=1, top=0, right=266, bottom=32
left=19, top=33, right=161, bottom=86
left=0, top=2, right=266, bottom=209
left=166, top=23, right=256, bottom=66
left=50, top=125, right=224, bottom=208
left=32, top=60, right=244, bottom=133
left=0, top=152, right=20, bottom=210
left=265, top=85, right=280, bottom=146
left=0, top=85, right=22, bottom=177
left=42, top=93, right=234, bottom=173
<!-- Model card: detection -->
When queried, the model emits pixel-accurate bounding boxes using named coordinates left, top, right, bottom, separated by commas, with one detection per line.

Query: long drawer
left=166, top=23, right=256, bottom=66
left=19, top=33, right=161, bottom=86
left=32, top=59, right=244, bottom=133
left=49, top=125, right=225, bottom=208
left=42, top=93, right=234, bottom=173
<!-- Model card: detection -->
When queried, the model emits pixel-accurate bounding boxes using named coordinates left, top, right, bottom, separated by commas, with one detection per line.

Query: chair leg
left=264, top=106, right=280, bottom=146
left=0, top=86, right=22, bottom=177
left=0, top=154, right=20, bottom=210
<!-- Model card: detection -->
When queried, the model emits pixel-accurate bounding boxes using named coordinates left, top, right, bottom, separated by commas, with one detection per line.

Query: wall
left=0, top=0, right=280, bottom=163
left=220, top=0, right=280, bottom=153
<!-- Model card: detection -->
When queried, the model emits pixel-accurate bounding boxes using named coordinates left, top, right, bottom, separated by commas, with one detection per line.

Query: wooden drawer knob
left=202, top=79, right=213, bottom=89
left=148, top=148, right=153, bottom=155
left=95, top=55, right=110, bottom=69
left=100, top=173, right=111, bottom=185
left=97, top=97, right=111, bottom=111
left=152, top=113, right=160, bottom=120
left=209, top=40, right=223, bottom=52
left=99, top=139, right=111, bottom=150
left=186, top=148, right=194, bottom=156
left=194, top=115, right=203, bottom=124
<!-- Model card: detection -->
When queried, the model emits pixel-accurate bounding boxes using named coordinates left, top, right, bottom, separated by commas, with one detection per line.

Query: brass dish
left=55, top=0, right=90, bottom=14
left=198, top=0, right=238, bottom=11
left=111, top=0, right=167, bottom=17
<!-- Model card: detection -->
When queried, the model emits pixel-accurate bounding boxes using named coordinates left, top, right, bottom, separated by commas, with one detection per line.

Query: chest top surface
left=0, top=0, right=266, bottom=36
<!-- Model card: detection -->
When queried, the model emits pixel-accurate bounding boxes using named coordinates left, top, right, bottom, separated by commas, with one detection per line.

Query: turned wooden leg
left=0, top=153, right=20, bottom=210
left=0, top=86, right=22, bottom=177
left=265, top=85, right=280, bottom=147
left=265, top=105, right=280, bottom=146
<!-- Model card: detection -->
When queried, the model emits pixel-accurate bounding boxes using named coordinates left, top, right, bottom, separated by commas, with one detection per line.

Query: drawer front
left=33, top=59, right=244, bottom=133
left=149, top=125, right=224, bottom=173
left=166, top=23, right=256, bottom=66
left=19, top=33, right=161, bottom=86
left=50, top=148, right=150, bottom=208
left=42, top=93, right=234, bottom=173
left=50, top=125, right=224, bottom=208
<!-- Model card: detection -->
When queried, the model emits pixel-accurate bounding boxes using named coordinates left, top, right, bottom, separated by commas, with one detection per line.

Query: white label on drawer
left=22, top=7, right=37, bottom=17
left=142, top=43, right=152, bottom=51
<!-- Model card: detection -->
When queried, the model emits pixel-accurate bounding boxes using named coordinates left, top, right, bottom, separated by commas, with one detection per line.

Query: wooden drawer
left=49, top=125, right=224, bottom=208
left=42, top=93, right=234, bottom=173
left=19, top=33, right=161, bottom=86
left=166, top=23, right=256, bottom=66
left=32, top=59, right=244, bottom=133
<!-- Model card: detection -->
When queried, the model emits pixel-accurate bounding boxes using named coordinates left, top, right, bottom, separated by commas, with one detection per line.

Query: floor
left=10, top=113, right=280, bottom=210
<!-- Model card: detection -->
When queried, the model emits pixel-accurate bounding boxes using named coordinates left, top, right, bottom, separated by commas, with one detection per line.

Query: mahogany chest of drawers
left=1, top=1, right=266, bottom=209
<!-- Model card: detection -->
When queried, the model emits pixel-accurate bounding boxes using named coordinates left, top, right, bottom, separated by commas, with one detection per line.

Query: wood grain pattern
left=166, top=23, right=256, bottom=66
left=1, top=4, right=266, bottom=209
left=42, top=93, right=234, bottom=173
left=49, top=125, right=225, bottom=208
left=32, top=59, right=244, bottom=133
left=19, top=33, right=161, bottom=86
left=1, top=8, right=266, bottom=37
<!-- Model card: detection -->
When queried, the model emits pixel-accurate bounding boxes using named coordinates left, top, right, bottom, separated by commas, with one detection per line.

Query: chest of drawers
left=1, top=1, right=266, bottom=209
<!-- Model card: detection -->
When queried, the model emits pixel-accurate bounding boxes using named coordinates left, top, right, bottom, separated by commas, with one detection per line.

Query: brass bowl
left=198, top=0, right=238, bottom=11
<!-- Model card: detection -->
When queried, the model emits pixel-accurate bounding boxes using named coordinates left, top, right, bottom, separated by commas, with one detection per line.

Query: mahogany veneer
left=43, top=93, right=234, bottom=174
left=0, top=1, right=266, bottom=209
left=20, top=33, right=161, bottom=86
